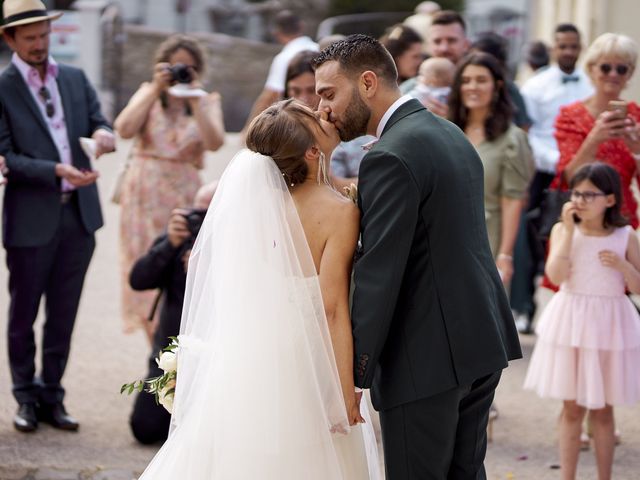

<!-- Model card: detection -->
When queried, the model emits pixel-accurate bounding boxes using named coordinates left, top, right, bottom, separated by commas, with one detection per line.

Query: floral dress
left=119, top=99, right=205, bottom=333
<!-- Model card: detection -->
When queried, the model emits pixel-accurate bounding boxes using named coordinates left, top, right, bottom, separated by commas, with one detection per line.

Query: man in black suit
left=0, top=0, right=115, bottom=432
left=128, top=182, right=216, bottom=444
left=314, top=35, right=521, bottom=479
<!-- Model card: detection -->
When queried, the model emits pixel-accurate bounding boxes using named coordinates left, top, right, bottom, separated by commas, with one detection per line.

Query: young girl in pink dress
left=524, top=162, right=640, bottom=480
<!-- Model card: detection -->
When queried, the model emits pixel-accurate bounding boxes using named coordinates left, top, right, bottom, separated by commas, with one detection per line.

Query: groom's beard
left=337, top=88, right=371, bottom=142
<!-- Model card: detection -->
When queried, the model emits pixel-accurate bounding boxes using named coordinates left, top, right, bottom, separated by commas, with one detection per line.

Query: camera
left=182, top=208, right=207, bottom=237
left=169, top=63, right=193, bottom=84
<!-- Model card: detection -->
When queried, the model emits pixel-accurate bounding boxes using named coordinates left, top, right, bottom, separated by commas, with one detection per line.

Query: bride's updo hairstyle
left=246, top=98, right=319, bottom=185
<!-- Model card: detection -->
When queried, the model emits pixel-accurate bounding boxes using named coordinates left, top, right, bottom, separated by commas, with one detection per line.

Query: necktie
left=562, top=75, right=580, bottom=84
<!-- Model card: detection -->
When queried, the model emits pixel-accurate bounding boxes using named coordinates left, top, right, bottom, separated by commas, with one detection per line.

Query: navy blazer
left=0, top=62, right=111, bottom=248
left=352, top=99, right=522, bottom=410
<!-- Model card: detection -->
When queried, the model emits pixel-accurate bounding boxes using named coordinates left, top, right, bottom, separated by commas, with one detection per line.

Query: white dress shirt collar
left=376, top=94, right=414, bottom=138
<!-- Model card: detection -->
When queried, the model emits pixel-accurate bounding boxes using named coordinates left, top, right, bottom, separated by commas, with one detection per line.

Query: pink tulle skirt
left=524, top=290, right=640, bottom=409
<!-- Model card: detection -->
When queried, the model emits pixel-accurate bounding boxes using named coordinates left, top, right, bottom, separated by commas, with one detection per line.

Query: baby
left=409, top=57, right=455, bottom=106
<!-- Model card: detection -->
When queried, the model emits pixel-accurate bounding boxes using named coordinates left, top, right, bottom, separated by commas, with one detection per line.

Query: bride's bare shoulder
left=319, top=187, right=360, bottom=230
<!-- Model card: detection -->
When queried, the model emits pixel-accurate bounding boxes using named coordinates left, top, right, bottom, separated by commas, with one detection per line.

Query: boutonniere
left=343, top=183, right=358, bottom=204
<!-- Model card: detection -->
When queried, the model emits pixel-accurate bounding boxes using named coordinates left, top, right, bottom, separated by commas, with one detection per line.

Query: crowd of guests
left=1, top=0, right=640, bottom=477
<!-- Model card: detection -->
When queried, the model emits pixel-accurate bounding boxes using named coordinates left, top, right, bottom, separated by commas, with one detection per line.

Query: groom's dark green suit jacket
left=352, top=98, right=522, bottom=411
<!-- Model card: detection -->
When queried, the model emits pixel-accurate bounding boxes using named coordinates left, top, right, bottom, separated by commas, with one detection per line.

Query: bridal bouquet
left=121, top=337, right=179, bottom=413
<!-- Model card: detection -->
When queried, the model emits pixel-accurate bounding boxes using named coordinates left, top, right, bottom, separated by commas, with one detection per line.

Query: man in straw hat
left=0, top=0, right=115, bottom=433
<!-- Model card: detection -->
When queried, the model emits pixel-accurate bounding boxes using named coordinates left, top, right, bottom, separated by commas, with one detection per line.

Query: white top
left=521, top=65, right=594, bottom=174
left=376, top=95, right=414, bottom=138
left=264, top=36, right=319, bottom=93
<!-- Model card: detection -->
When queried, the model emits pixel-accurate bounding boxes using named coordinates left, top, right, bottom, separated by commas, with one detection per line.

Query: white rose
left=157, top=351, right=177, bottom=373
left=159, top=379, right=176, bottom=414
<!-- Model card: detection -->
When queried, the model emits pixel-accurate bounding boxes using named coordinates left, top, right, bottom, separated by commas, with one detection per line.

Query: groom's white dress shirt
left=375, top=95, right=414, bottom=138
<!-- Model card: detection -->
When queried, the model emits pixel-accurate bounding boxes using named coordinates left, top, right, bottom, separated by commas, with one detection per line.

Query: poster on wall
left=50, top=10, right=80, bottom=62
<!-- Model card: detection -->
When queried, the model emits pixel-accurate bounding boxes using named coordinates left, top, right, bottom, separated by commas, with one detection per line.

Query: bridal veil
left=139, top=149, right=376, bottom=479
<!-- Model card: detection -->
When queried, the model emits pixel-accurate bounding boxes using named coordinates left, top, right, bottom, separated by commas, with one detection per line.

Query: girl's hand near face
left=561, top=201, right=579, bottom=230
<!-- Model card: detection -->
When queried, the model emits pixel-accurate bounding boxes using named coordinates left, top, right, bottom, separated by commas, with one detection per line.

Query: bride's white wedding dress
left=138, top=150, right=380, bottom=479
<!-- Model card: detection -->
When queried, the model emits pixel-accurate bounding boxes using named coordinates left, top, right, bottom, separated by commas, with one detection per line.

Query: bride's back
left=292, top=183, right=358, bottom=274
left=245, top=99, right=360, bottom=278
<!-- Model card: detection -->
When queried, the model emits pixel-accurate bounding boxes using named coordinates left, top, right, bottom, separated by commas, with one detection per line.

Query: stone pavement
left=1, top=135, right=639, bottom=480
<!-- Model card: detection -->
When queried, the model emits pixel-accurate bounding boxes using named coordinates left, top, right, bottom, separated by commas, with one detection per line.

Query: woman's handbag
left=110, top=141, right=135, bottom=205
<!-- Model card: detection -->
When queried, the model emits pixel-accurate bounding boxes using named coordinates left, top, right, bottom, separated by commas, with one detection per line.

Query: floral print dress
left=119, top=99, right=205, bottom=333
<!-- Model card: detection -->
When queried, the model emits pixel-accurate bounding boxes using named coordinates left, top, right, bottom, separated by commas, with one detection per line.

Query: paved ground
left=0, top=135, right=639, bottom=479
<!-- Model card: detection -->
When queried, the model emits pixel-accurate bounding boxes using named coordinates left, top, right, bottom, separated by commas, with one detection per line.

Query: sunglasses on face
left=598, top=63, right=630, bottom=76
left=570, top=190, right=607, bottom=203
left=38, top=86, right=55, bottom=118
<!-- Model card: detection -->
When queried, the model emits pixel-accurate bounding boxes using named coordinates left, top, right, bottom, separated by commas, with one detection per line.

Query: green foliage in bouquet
left=121, top=337, right=179, bottom=413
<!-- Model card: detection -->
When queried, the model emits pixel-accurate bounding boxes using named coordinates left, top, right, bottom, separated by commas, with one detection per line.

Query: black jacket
left=0, top=63, right=111, bottom=247
left=129, top=235, right=190, bottom=351
left=352, top=99, right=522, bottom=410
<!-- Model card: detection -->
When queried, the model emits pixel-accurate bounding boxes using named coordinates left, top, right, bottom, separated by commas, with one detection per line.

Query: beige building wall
left=531, top=0, right=640, bottom=101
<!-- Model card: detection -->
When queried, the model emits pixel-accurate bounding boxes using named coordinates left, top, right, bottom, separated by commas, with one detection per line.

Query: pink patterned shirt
left=12, top=53, right=73, bottom=191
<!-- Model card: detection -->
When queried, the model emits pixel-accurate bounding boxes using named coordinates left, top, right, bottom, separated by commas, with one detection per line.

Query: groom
left=314, top=35, right=521, bottom=478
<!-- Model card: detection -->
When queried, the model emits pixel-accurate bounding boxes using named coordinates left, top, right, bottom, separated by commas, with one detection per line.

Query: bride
left=138, top=99, right=380, bottom=479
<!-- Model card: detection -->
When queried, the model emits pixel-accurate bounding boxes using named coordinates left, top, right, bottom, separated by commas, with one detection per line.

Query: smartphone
left=573, top=213, right=581, bottom=224
left=607, top=100, right=628, bottom=119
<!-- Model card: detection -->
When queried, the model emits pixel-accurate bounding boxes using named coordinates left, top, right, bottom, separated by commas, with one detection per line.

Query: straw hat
left=1, top=0, right=63, bottom=32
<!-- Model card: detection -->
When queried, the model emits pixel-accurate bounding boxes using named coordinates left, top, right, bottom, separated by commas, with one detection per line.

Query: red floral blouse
left=551, top=100, right=640, bottom=228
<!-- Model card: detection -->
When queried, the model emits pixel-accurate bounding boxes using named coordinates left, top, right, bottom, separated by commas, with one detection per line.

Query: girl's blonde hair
left=584, top=33, right=638, bottom=77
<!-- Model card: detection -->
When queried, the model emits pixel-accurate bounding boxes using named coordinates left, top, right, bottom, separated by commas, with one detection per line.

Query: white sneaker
left=514, top=313, right=531, bottom=333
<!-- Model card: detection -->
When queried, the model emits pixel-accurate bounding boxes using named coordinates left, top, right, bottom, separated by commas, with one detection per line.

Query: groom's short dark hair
left=312, top=34, right=398, bottom=86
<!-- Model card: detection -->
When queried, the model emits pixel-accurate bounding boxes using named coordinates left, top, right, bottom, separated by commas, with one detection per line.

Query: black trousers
left=130, top=348, right=172, bottom=444
left=6, top=195, right=95, bottom=405
left=379, top=371, right=501, bottom=480
left=510, top=171, right=555, bottom=315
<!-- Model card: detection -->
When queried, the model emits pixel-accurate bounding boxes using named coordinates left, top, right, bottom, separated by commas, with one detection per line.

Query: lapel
left=6, top=64, right=52, bottom=139
left=56, top=66, right=75, bottom=143
left=380, top=98, right=425, bottom=138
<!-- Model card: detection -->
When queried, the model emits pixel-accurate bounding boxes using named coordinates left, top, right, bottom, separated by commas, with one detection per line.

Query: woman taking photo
left=449, top=52, right=534, bottom=284
left=551, top=33, right=640, bottom=228
left=114, top=35, right=225, bottom=338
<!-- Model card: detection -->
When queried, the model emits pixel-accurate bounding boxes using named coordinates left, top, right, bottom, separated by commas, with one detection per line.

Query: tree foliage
left=328, top=0, right=465, bottom=17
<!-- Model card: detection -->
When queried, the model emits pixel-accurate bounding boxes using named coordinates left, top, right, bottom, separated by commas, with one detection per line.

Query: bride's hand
left=346, top=393, right=365, bottom=426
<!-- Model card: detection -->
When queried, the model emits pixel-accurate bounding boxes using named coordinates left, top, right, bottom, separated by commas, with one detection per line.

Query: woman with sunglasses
left=551, top=33, right=640, bottom=228
left=114, top=35, right=225, bottom=339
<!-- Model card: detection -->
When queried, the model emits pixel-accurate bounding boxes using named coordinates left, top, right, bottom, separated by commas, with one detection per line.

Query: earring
left=317, top=152, right=330, bottom=186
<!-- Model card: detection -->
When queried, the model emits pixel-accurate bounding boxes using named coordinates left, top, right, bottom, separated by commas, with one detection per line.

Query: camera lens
left=170, top=64, right=193, bottom=84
